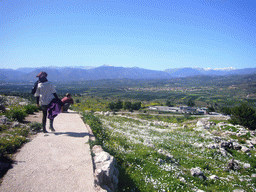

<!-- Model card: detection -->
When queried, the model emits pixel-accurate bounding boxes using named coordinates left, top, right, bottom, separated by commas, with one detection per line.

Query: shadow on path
left=62, top=111, right=79, bottom=114
left=53, top=132, right=93, bottom=138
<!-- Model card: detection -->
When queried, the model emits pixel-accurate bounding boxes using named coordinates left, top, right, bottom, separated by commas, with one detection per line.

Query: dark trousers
left=41, top=105, right=54, bottom=131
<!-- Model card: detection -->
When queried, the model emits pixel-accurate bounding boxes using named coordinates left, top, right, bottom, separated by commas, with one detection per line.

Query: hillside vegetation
left=0, top=96, right=41, bottom=178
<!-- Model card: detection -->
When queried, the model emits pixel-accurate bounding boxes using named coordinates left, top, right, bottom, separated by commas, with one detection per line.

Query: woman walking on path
left=34, top=71, right=62, bottom=133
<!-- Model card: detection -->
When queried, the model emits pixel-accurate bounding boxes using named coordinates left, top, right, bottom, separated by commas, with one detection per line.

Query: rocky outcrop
left=196, top=120, right=216, bottom=129
left=226, top=158, right=240, bottom=171
left=0, top=95, right=30, bottom=106
left=220, top=140, right=233, bottom=150
left=190, top=167, right=207, bottom=180
left=209, top=175, right=219, bottom=180
left=92, top=145, right=119, bottom=192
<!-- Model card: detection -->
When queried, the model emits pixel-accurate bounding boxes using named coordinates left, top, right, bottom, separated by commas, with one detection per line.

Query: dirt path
left=0, top=111, right=96, bottom=192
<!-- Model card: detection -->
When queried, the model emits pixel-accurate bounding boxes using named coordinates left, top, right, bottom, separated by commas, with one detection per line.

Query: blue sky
left=1, top=0, right=256, bottom=71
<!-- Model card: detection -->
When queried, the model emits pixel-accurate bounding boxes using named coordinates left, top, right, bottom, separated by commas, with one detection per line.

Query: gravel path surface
left=0, top=110, right=96, bottom=192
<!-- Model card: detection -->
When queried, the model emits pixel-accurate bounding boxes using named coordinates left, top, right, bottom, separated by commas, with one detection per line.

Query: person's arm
left=34, top=84, right=40, bottom=107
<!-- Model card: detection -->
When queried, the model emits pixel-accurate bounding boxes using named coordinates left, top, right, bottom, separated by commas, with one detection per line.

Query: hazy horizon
left=1, top=0, right=256, bottom=71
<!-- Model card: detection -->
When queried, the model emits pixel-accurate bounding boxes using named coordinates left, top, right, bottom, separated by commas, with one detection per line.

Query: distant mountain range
left=1, top=66, right=256, bottom=82
left=165, top=67, right=256, bottom=77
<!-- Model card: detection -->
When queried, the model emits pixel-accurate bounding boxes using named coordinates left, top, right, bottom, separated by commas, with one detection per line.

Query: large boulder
left=248, top=137, right=256, bottom=145
left=209, top=175, right=219, bottom=180
left=197, top=121, right=205, bottom=127
left=233, top=189, right=245, bottom=192
left=241, top=146, right=250, bottom=153
left=196, top=120, right=215, bottom=130
left=206, top=143, right=219, bottom=149
left=190, top=167, right=207, bottom=180
left=226, top=158, right=240, bottom=171
left=243, top=163, right=251, bottom=169
left=220, top=141, right=233, bottom=150
left=219, top=148, right=228, bottom=157
left=233, top=142, right=242, bottom=150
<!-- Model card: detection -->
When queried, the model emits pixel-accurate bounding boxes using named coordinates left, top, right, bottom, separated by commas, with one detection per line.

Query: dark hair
left=66, top=93, right=71, bottom=97
left=36, top=71, right=48, bottom=78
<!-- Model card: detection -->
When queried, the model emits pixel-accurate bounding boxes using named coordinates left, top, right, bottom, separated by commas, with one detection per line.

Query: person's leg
left=49, top=118, right=55, bottom=132
left=63, top=103, right=70, bottom=112
left=41, top=105, right=48, bottom=133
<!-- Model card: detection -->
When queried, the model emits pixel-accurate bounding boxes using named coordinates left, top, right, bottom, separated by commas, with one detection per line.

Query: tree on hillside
left=229, top=103, right=256, bottom=130
left=124, top=101, right=132, bottom=110
left=107, top=100, right=123, bottom=112
left=220, top=107, right=232, bottom=115
left=207, top=106, right=215, bottom=113
left=116, top=99, right=123, bottom=110
left=187, top=99, right=195, bottom=107
left=131, top=102, right=141, bottom=110
left=107, top=102, right=116, bottom=111
left=166, top=100, right=173, bottom=107
left=123, top=101, right=141, bottom=112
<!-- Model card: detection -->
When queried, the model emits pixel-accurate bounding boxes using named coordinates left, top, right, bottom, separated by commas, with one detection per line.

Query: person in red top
left=61, top=93, right=74, bottom=112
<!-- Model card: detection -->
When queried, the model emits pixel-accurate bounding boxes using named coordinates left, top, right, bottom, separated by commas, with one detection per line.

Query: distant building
left=148, top=106, right=157, bottom=110
left=148, top=105, right=207, bottom=115
left=209, top=112, right=220, bottom=115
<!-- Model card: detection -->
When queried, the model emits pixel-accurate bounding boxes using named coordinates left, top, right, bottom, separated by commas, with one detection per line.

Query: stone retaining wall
left=85, top=124, right=119, bottom=192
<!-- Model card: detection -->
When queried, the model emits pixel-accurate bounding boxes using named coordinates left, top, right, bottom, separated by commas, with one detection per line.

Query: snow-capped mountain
left=0, top=66, right=256, bottom=82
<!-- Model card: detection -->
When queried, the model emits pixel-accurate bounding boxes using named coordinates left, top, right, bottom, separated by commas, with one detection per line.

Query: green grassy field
left=84, top=112, right=256, bottom=191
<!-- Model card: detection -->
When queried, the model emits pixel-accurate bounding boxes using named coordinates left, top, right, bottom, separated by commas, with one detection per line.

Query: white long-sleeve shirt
left=34, top=81, right=56, bottom=106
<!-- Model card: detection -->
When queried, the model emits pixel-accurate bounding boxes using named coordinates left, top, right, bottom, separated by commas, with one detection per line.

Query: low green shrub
left=0, top=125, right=8, bottom=132
left=137, top=113, right=195, bottom=124
left=0, top=118, right=42, bottom=179
left=0, top=135, right=27, bottom=155
left=222, top=125, right=238, bottom=132
left=0, top=126, right=29, bottom=156
left=23, top=104, right=38, bottom=114
left=6, top=107, right=27, bottom=122
left=29, top=122, right=42, bottom=132
left=82, top=112, right=109, bottom=145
